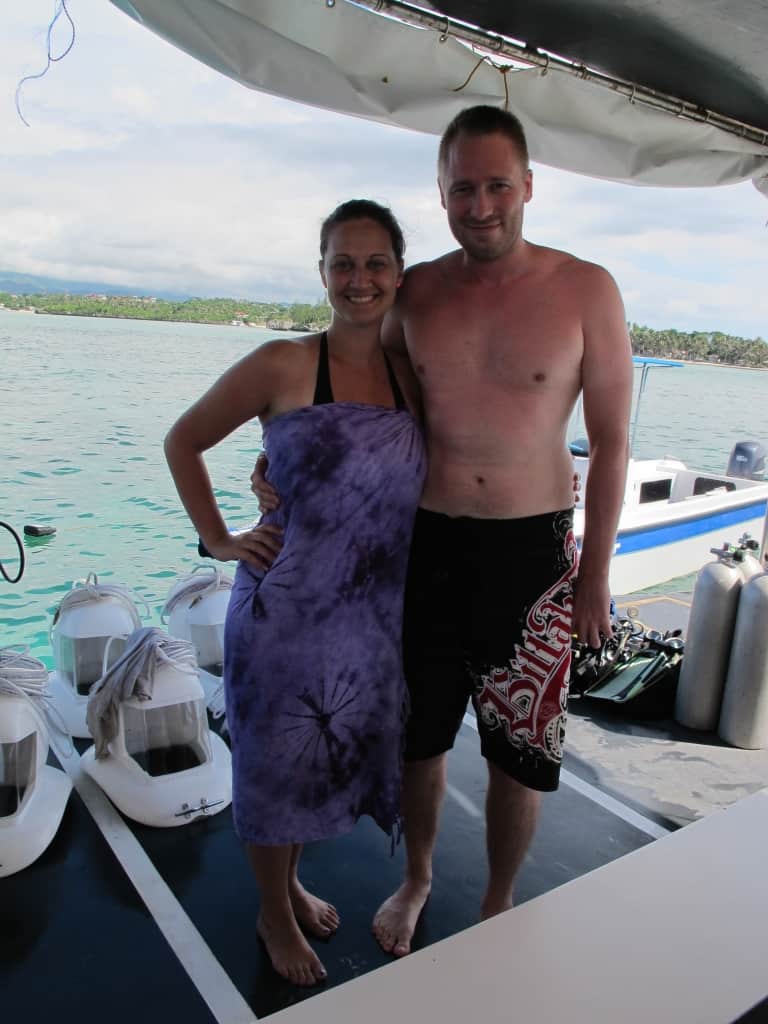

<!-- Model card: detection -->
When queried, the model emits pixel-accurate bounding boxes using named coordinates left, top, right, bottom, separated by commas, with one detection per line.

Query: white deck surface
left=272, top=789, right=768, bottom=1024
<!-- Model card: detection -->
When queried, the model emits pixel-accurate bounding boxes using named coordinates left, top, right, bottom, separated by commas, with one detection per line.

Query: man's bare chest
left=404, top=298, right=583, bottom=391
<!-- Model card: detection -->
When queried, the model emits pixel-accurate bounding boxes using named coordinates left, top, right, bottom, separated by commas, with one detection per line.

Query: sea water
left=1, top=309, right=766, bottom=665
left=1, top=311, right=287, bottom=665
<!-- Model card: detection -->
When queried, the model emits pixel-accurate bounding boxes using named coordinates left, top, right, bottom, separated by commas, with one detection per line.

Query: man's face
left=439, top=131, right=532, bottom=262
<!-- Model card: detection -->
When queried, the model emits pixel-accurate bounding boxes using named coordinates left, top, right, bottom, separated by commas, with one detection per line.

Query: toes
left=372, top=921, right=410, bottom=956
left=288, top=961, right=319, bottom=987
left=321, top=909, right=339, bottom=932
left=374, top=928, right=396, bottom=953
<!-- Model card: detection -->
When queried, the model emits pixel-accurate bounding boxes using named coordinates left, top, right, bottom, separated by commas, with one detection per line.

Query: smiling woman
left=319, top=201, right=405, bottom=335
left=163, top=199, right=426, bottom=987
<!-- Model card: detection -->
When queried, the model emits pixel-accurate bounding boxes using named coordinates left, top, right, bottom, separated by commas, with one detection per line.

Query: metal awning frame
left=350, top=0, right=768, bottom=147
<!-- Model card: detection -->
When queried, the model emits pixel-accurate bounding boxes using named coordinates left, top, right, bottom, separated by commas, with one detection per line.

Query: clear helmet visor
left=122, top=698, right=212, bottom=777
left=0, top=733, right=37, bottom=818
left=189, top=622, right=224, bottom=676
left=55, top=634, right=128, bottom=696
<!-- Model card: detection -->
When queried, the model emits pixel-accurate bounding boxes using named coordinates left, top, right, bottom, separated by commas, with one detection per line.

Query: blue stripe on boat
left=614, top=499, right=767, bottom=555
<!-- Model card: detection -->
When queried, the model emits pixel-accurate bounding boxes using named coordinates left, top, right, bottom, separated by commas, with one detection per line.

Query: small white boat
left=574, top=455, right=768, bottom=594
left=572, top=358, right=768, bottom=594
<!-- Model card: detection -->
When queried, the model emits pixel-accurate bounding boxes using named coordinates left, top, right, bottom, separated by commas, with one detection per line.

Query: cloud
left=526, top=165, right=768, bottom=336
left=1, top=0, right=766, bottom=335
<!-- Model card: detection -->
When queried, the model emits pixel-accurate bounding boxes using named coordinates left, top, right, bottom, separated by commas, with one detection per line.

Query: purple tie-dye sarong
left=224, top=402, right=426, bottom=846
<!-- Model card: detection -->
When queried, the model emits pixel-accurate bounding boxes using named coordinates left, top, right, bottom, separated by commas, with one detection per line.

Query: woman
left=165, top=200, right=426, bottom=986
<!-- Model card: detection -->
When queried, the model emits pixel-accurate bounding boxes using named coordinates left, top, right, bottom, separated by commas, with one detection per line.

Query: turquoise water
left=1, top=311, right=299, bottom=665
left=1, top=309, right=766, bottom=663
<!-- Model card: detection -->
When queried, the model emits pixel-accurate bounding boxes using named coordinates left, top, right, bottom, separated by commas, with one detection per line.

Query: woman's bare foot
left=372, top=879, right=431, bottom=956
left=257, top=911, right=328, bottom=986
left=289, top=880, right=340, bottom=938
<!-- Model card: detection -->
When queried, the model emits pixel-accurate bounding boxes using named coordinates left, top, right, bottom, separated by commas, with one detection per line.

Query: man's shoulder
left=400, top=251, right=461, bottom=298
left=530, top=243, right=601, bottom=274
left=403, top=252, right=454, bottom=281
left=536, top=245, right=616, bottom=288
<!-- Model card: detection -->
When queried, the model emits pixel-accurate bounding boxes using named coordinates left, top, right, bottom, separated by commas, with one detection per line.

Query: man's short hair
left=438, top=105, right=529, bottom=175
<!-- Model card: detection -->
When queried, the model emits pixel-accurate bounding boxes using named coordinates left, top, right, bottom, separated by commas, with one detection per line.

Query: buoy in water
left=23, top=525, right=56, bottom=537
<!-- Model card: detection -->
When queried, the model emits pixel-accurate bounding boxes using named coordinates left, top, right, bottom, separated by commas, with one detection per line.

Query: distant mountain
left=0, top=270, right=191, bottom=302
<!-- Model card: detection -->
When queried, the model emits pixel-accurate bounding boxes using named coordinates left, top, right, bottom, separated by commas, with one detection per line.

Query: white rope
left=51, top=572, right=148, bottom=640
left=160, top=566, right=233, bottom=622
left=206, top=681, right=227, bottom=721
left=86, top=627, right=199, bottom=758
left=0, top=644, right=75, bottom=757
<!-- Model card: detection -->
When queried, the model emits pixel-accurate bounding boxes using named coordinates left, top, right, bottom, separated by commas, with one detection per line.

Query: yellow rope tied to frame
left=451, top=55, right=513, bottom=111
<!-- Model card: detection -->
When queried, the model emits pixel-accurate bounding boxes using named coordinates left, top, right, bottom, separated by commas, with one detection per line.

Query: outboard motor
left=726, top=441, right=766, bottom=481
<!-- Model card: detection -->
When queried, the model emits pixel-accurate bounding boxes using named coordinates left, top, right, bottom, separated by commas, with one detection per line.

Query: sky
left=2, top=0, right=767, bottom=338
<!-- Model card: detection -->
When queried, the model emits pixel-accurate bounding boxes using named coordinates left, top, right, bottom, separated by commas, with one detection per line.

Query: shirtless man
left=254, top=105, right=633, bottom=957
left=369, top=105, right=633, bottom=955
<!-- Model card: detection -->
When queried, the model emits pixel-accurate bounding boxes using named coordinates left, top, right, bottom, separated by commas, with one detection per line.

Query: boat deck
left=3, top=592, right=767, bottom=1022
left=567, top=591, right=768, bottom=827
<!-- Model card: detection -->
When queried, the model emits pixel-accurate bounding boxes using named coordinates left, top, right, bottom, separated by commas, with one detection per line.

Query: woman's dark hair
left=320, top=199, right=405, bottom=264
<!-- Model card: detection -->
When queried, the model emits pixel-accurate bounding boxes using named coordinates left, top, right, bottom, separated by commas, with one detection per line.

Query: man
left=255, top=105, right=634, bottom=957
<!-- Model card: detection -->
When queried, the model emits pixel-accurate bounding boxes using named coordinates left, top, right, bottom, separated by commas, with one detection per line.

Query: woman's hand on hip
left=206, top=523, right=283, bottom=570
left=250, top=453, right=281, bottom=512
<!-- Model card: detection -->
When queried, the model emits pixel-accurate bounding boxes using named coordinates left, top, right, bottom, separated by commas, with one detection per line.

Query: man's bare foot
left=257, top=912, right=327, bottom=986
left=372, top=879, right=431, bottom=957
left=480, top=897, right=513, bottom=920
left=289, top=880, right=340, bottom=938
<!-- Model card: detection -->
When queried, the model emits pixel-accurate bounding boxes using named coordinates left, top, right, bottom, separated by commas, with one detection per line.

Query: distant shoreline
left=675, top=358, right=768, bottom=372
left=0, top=307, right=311, bottom=331
left=1, top=306, right=765, bottom=366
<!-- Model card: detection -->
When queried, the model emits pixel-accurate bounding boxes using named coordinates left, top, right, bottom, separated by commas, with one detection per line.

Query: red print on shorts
left=474, top=530, right=578, bottom=763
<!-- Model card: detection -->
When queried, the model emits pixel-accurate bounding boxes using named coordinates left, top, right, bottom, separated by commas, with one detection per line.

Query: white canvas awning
left=109, top=0, right=768, bottom=194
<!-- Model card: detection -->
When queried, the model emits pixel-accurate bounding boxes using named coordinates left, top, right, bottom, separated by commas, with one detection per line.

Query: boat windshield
left=568, top=356, right=684, bottom=455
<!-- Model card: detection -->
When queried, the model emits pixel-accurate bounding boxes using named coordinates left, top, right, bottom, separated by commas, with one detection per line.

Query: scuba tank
left=718, top=571, right=768, bottom=749
left=674, top=543, right=758, bottom=731
left=737, top=536, right=763, bottom=580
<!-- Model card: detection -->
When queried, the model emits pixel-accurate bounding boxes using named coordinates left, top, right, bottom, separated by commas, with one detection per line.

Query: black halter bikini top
left=312, top=332, right=406, bottom=411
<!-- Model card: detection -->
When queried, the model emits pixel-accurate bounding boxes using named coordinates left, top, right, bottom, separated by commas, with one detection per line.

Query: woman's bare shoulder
left=236, top=333, right=319, bottom=377
left=251, top=332, right=318, bottom=360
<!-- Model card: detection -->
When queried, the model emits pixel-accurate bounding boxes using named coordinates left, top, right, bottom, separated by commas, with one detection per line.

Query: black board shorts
left=402, top=507, right=577, bottom=792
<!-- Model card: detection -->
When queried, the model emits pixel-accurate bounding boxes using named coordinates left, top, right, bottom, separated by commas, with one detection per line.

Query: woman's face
left=320, top=218, right=403, bottom=326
